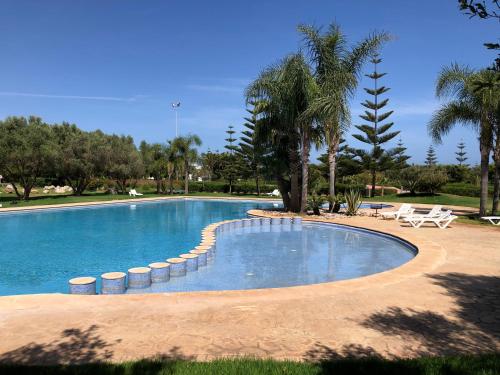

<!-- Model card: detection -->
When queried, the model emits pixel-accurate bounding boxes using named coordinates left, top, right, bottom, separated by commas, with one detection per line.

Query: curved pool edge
left=0, top=201, right=446, bottom=299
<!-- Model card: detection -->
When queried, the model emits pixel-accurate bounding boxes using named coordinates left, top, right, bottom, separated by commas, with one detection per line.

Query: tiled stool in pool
left=166, top=257, right=187, bottom=277
left=69, top=276, right=96, bottom=295
left=180, top=253, right=199, bottom=271
left=101, top=272, right=126, bottom=294
left=195, top=244, right=214, bottom=259
left=128, top=267, right=152, bottom=289
left=149, top=262, right=170, bottom=283
left=189, top=249, right=208, bottom=266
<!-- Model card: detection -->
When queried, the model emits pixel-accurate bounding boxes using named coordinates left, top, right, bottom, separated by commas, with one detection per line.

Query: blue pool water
left=0, top=199, right=415, bottom=296
left=130, top=221, right=416, bottom=294
left=0, top=199, right=273, bottom=295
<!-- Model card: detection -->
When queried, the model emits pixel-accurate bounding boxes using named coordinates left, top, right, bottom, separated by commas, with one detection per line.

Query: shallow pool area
left=128, top=219, right=416, bottom=294
left=0, top=199, right=274, bottom=295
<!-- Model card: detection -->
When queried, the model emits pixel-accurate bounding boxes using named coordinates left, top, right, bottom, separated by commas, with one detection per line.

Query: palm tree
left=247, top=54, right=316, bottom=212
left=428, top=64, right=498, bottom=216
left=165, top=141, right=178, bottom=194
left=171, top=134, right=202, bottom=194
left=298, top=24, right=389, bottom=200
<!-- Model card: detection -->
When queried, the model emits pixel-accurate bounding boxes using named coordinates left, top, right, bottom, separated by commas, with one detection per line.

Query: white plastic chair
left=381, top=203, right=414, bottom=220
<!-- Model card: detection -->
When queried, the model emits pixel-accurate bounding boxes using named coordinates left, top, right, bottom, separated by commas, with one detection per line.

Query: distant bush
left=418, top=168, right=448, bottom=194
left=187, top=180, right=276, bottom=195
left=399, top=166, right=448, bottom=195
left=439, top=182, right=492, bottom=197
left=317, top=182, right=366, bottom=196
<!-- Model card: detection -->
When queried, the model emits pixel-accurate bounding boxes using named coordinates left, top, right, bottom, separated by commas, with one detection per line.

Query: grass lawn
left=365, top=193, right=485, bottom=209
left=1, top=354, right=499, bottom=375
left=0, top=191, right=276, bottom=209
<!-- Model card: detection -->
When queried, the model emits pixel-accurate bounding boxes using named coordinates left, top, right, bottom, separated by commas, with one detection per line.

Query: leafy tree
left=139, top=141, right=168, bottom=194
left=398, top=166, right=422, bottom=195
left=52, top=124, right=107, bottom=195
left=425, top=145, right=438, bottom=166
left=351, top=54, right=400, bottom=197
left=0, top=116, right=57, bottom=200
left=246, top=54, right=314, bottom=212
left=171, top=134, right=201, bottom=194
left=106, top=135, right=144, bottom=194
left=200, top=149, right=223, bottom=181
left=428, top=65, right=498, bottom=216
left=298, top=23, right=389, bottom=198
left=456, top=141, right=469, bottom=165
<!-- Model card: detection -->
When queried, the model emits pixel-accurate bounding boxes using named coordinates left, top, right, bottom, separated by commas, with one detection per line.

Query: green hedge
left=188, top=181, right=277, bottom=194
left=316, top=182, right=367, bottom=196
left=439, top=182, right=493, bottom=197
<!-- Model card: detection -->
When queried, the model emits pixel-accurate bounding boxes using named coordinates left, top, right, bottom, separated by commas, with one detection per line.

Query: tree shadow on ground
left=360, top=273, right=499, bottom=357
left=0, top=325, right=119, bottom=365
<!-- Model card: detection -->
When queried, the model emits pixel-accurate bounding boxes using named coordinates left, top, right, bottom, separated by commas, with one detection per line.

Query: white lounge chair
left=404, top=210, right=458, bottom=229
left=128, top=189, right=143, bottom=197
left=481, top=216, right=500, bottom=225
left=408, top=205, right=443, bottom=219
left=266, top=189, right=281, bottom=197
left=381, top=203, right=414, bottom=220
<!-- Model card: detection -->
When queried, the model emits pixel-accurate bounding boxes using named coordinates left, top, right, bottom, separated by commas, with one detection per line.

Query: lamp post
left=171, top=101, right=181, bottom=137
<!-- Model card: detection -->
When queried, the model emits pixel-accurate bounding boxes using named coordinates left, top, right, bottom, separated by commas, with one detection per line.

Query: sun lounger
left=404, top=210, right=457, bottom=229
left=128, top=189, right=143, bottom=197
left=408, top=205, right=443, bottom=219
left=481, top=216, right=500, bottom=225
left=381, top=203, right=414, bottom=220
left=266, top=189, right=281, bottom=197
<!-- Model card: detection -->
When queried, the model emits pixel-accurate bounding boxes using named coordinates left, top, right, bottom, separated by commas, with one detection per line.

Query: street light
left=171, top=101, right=181, bottom=137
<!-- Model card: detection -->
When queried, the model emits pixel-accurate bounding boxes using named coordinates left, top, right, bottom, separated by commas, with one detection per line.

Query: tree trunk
left=479, top=143, right=491, bottom=217
left=371, top=169, right=377, bottom=198
left=255, top=172, right=260, bottom=196
left=289, top=148, right=300, bottom=213
left=156, top=178, right=161, bottom=194
left=168, top=175, right=174, bottom=194
left=184, top=160, right=189, bottom=194
left=11, top=182, right=22, bottom=199
left=327, top=132, right=340, bottom=210
left=300, top=129, right=310, bottom=213
left=493, top=163, right=500, bottom=215
left=276, top=175, right=290, bottom=211
left=22, top=185, right=32, bottom=200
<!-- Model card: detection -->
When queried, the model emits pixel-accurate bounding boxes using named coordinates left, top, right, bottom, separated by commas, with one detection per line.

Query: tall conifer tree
left=425, top=145, right=438, bottom=166
left=393, top=138, right=411, bottom=169
left=351, top=54, right=399, bottom=196
left=455, top=140, right=468, bottom=166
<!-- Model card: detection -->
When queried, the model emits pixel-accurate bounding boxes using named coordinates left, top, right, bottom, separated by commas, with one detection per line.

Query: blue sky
left=0, top=0, right=496, bottom=164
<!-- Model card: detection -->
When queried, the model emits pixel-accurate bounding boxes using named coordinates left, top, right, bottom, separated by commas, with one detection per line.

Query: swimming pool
left=0, top=199, right=415, bottom=296
left=128, top=220, right=416, bottom=293
left=0, top=199, right=274, bottom=295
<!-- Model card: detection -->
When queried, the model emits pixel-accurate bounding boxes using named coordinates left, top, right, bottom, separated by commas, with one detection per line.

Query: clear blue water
left=129, top=221, right=416, bottom=294
left=0, top=199, right=274, bottom=295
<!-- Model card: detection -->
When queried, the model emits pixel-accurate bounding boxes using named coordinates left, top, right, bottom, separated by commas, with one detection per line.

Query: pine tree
left=455, top=140, right=468, bottom=166
left=351, top=53, right=400, bottom=197
left=425, top=144, right=438, bottom=166
left=222, top=125, right=242, bottom=193
left=393, top=138, right=411, bottom=169
left=237, top=102, right=265, bottom=195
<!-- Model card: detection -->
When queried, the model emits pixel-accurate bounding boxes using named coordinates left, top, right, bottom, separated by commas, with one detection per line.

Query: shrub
left=344, top=189, right=362, bottom=216
left=317, top=182, right=366, bottom=196
left=439, top=182, right=492, bottom=197
left=307, top=194, right=325, bottom=215
left=418, top=167, right=448, bottom=194
left=399, top=166, right=448, bottom=195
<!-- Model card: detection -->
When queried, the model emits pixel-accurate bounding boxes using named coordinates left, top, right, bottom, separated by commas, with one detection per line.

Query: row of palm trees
left=246, top=23, right=389, bottom=213
left=140, top=134, right=201, bottom=195
left=429, top=65, right=499, bottom=216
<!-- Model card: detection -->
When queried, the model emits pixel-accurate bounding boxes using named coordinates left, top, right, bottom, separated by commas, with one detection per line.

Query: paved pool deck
left=0, top=200, right=498, bottom=364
